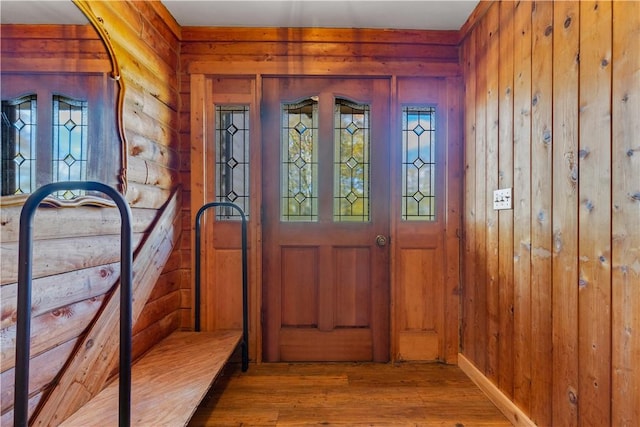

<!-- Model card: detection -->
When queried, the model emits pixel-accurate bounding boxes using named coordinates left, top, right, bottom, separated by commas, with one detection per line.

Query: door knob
left=375, top=235, right=388, bottom=247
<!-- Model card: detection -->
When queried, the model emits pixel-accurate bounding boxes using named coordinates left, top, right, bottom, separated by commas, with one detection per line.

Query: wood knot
left=86, top=339, right=94, bottom=350
left=543, top=130, right=552, bottom=145
left=544, top=25, right=553, bottom=37
left=631, top=192, right=640, bottom=202
left=601, top=58, right=609, bottom=68
left=564, top=16, right=572, bottom=29
left=621, top=93, right=629, bottom=103
left=579, top=148, right=590, bottom=159
left=570, top=166, right=578, bottom=183
left=568, top=389, right=578, bottom=405
left=627, top=149, right=635, bottom=157
left=584, top=199, right=594, bottom=212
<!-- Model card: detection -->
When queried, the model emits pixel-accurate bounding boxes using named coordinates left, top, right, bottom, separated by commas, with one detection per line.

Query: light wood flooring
left=189, top=362, right=512, bottom=426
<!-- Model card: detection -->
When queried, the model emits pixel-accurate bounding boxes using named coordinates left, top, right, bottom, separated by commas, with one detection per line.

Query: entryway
left=191, top=73, right=461, bottom=364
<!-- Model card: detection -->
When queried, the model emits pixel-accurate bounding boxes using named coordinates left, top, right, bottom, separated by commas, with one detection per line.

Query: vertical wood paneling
left=529, top=2, right=553, bottom=425
left=497, top=0, right=515, bottom=399
left=484, top=4, right=500, bottom=383
left=512, top=0, right=532, bottom=411
left=474, top=14, right=488, bottom=373
left=444, top=76, right=463, bottom=364
left=578, top=2, right=612, bottom=425
left=611, top=1, right=640, bottom=425
left=552, top=1, right=580, bottom=425
left=462, top=1, right=636, bottom=425
left=462, top=29, right=477, bottom=363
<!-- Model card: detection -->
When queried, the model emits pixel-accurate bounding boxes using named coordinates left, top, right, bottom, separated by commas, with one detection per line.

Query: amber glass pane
left=1, top=95, right=37, bottom=196
left=216, top=105, right=250, bottom=219
left=402, top=106, right=436, bottom=221
left=334, top=99, right=370, bottom=222
left=281, top=99, right=318, bottom=221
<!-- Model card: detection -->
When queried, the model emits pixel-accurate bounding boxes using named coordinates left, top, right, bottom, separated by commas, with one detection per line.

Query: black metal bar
left=14, top=181, right=132, bottom=427
left=194, top=202, right=249, bottom=371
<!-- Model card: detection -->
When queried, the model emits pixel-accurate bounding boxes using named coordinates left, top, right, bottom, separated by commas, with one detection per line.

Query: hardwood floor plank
left=190, top=363, right=512, bottom=426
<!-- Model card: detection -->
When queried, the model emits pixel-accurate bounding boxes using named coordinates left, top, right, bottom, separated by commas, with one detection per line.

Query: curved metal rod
left=14, top=181, right=133, bottom=427
left=194, top=202, right=249, bottom=372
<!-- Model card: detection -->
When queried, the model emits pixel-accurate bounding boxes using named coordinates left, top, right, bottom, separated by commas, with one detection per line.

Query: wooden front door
left=262, top=77, right=390, bottom=362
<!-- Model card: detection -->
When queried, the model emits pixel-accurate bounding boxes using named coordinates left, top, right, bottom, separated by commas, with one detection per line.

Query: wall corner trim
left=458, top=353, right=537, bottom=427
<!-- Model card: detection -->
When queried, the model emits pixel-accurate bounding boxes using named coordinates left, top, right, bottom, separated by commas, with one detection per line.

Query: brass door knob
left=375, top=235, right=388, bottom=247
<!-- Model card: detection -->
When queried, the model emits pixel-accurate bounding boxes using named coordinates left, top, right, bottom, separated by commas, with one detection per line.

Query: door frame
left=189, top=60, right=462, bottom=364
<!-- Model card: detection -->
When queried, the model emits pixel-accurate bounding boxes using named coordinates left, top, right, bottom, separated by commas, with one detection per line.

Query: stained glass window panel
left=281, top=99, right=318, bottom=221
left=216, top=105, right=250, bottom=219
left=52, top=95, right=88, bottom=199
left=402, top=106, right=436, bottom=221
left=1, top=95, right=37, bottom=196
left=334, top=99, right=370, bottom=222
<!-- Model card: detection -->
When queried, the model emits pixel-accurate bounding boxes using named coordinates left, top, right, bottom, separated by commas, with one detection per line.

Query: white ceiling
left=1, top=0, right=479, bottom=31
left=162, top=1, right=479, bottom=31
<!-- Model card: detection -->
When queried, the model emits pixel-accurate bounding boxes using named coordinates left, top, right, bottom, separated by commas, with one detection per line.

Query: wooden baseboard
left=458, top=353, right=537, bottom=427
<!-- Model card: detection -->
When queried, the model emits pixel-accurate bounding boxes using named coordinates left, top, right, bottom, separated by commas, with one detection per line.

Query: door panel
left=262, top=77, right=390, bottom=362
left=392, top=77, right=450, bottom=361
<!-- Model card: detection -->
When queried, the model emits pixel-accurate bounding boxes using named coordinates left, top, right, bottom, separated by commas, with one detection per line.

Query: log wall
left=460, top=1, right=639, bottom=425
left=0, top=1, right=183, bottom=422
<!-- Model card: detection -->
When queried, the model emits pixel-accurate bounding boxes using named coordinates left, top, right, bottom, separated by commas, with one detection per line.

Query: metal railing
left=194, top=202, right=249, bottom=372
left=14, top=181, right=133, bottom=427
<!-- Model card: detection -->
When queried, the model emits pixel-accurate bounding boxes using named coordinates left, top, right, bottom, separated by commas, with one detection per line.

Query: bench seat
left=61, top=330, right=242, bottom=426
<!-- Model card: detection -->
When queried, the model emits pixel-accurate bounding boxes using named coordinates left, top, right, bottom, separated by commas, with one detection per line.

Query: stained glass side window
left=53, top=95, right=88, bottom=199
left=1, top=95, right=37, bottom=196
left=281, top=99, right=318, bottom=221
left=334, top=99, right=370, bottom=222
left=402, top=106, right=436, bottom=221
left=216, top=105, right=250, bottom=219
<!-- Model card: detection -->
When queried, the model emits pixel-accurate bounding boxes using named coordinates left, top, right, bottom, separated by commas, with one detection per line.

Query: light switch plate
left=493, top=188, right=512, bottom=210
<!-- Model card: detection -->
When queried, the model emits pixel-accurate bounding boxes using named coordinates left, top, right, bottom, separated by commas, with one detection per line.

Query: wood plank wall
left=460, top=1, right=640, bottom=425
left=0, top=1, right=183, bottom=422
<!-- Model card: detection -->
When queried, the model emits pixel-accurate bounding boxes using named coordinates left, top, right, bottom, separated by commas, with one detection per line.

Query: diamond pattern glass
left=52, top=95, right=88, bottom=199
left=216, top=105, right=250, bottom=219
left=334, top=99, right=370, bottom=222
left=282, top=99, right=318, bottom=221
left=1, top=95, right=37, bottom=196
left=402, top=106, right=436, bottom=221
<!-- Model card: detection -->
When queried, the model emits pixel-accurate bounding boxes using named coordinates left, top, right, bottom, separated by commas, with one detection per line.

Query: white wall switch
left=493, top=188, right=512, bottom=210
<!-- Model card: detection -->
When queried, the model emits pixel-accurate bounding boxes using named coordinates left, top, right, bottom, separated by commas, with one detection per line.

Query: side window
left=401, top=106, right=436, bottom=221
left=1, top=95, right=37, bottom=196
left=1, top=74, right=117, bottom=200
left=215, top=105, right=250, bottom=219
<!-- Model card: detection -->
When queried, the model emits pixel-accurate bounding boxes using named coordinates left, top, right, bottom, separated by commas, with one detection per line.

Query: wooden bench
left=15, top=189, right=247, bottom=426
left=60, top=200, right=248, bottom=426
left=61, top=330, right=242, bottom=426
